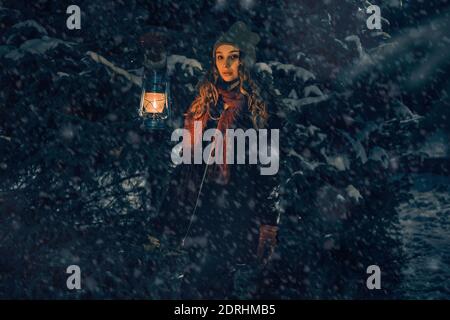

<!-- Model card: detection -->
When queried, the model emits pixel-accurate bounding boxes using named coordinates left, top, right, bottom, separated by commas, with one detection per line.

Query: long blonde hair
left=185, top=58, right=269, bottom=130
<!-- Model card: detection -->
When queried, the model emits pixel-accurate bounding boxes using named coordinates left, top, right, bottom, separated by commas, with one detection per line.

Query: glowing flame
left=143, top=92, right=166, bottom=113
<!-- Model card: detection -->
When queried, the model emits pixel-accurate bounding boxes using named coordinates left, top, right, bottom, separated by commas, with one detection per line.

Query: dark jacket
left=157, top=86, right=280, bottom=266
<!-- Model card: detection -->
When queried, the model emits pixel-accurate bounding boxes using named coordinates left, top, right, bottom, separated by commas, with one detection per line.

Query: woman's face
left=215, top=44, right=240, bottom=82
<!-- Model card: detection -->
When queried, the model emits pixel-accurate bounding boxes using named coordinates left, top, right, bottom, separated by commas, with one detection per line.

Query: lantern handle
left=181, top=122, right=221, bottom=247
left=181, top=141, right=215, bottom=248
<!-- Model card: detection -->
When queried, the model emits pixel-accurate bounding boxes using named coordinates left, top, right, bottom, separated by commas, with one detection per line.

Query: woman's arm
left=254, top=106, right=283, bottom=263
left=254, top=172, right=280, bottom=226
left=252, top=160, right=280, bottom=264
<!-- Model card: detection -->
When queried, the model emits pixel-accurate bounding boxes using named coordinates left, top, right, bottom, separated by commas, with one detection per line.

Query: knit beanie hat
left=213, top=21, right=260, bottom=67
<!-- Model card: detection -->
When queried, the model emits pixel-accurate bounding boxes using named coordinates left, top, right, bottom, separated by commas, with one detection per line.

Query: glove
left=257, top=224, right=279, bottom=265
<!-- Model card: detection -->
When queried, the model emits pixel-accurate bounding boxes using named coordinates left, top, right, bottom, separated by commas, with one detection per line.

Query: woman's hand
left=257, top=224, right=279, bottom=265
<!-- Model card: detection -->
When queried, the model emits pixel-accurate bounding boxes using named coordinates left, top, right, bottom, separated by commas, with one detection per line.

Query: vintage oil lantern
left=138, top=32, right=171, bottom=129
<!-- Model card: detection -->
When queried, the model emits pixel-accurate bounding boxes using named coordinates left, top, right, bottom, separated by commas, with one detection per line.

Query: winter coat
left=157, top=83, right=280, bottom=266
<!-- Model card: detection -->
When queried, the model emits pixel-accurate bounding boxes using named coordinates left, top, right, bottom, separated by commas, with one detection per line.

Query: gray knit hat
left=213, top=21, right=260, bottom=67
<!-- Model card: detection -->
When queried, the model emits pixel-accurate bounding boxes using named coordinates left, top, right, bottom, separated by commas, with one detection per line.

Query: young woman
left=157, top=22, right=280, bottom=299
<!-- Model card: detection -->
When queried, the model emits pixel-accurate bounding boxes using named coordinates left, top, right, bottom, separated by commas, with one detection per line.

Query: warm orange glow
left=143, top=92, right=166, bottom=113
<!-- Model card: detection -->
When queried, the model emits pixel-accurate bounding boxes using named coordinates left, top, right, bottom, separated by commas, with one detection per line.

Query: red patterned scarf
left=184, top=80, right=247, bottom=184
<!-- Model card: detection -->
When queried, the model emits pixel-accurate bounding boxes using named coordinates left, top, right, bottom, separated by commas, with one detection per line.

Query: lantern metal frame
left=138, top=68, right=171, bottom=130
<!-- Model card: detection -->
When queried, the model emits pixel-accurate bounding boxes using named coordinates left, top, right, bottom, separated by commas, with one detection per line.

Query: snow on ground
left=396, top=174, right=450, bottom=299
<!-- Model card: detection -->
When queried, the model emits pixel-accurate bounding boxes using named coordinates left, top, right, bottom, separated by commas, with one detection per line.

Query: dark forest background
left=0, top=0, right=449, bottom=298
